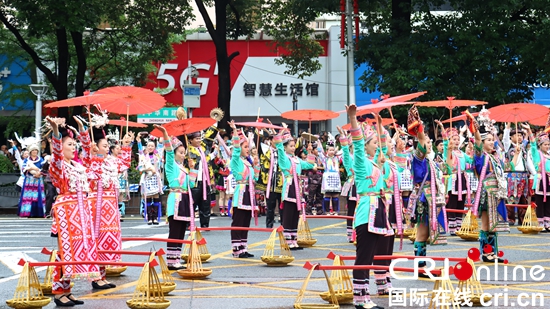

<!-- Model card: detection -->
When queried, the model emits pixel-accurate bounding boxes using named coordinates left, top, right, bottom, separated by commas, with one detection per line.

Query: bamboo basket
left=297, top=218, right=317, bottom=248
left=261, top=228, right=294, bottom=266
left=456, top=210, right=480, bottom=241
left=319, top=256, right=353, bottom=304
left=517, top=205, right=543, bottom=234
left=127, top=262, right=170, bottom=309
left=428, top=268, right=458, bottom=309
left=294, top=264, right=339, bottom=309
left=456, top=258, right=492, bottom=306
left=106, top=266, right=128, bottom=277
left=177, top=240, right=212, bottom=279
left=39, top=250, right=73, bottom=295
left=142, top=253, right=176, bottom=295
left=6, top=262, right=51, bottom=309
left=181, top=230, right=211, bottom=262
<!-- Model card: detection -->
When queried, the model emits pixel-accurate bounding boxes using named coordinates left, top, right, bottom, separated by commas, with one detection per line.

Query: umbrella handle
left=126, top=105, right=130, bottom=135
left=88, top=104, right=94, bottom=142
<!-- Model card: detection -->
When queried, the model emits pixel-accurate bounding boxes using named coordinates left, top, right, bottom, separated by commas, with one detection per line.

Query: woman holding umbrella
left=45, top=116, right=99, bottom=306
left=136, top=133, right=165, bottom=225
left=273, top=130, right=316, bottom=250
left=227, top=121, right=260, bottom=257
left=82, top=124, right=133, bottom=289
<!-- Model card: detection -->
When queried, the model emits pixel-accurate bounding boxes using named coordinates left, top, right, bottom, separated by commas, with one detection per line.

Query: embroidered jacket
left=273, top=135, right=316, bottom=206
left=230, top=136, right=260, bottom=210
left=164, top=140, right=193, bottom=219
left=50, top=131, right=91, bottom=194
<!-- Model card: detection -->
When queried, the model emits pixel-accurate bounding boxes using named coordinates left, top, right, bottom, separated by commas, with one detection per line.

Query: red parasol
left=380, top=91, right=427, bottom=103
left=530, top=113, right=550, bottom=127
left=234, top=122, right=286, bottom=130
left=488, top=103, right=549, bottom=123
left=150, top=118, right=216, bottom=138
left=96, top=86, right=166, bottom=134
left=45, top=93, right=122, bottom=108
left=441, top=112, right=480, bottom=124
left=415, top=97, right=487, bottom=128
left=108, top=118, right=147, bottom=139
left=281, top=109, right=339, bottom=133
left=355, top=101, right=411, bottom=117
left=45, top=92, right=124, bottom=141
left=281, top=109, right=339, bottom=122
left=108, top=119, right=147, bottom=128
left=342, top=117, right=395, bottom=131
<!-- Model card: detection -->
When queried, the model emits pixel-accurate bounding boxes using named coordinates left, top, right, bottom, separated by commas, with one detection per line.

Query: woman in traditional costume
left=227, top=122, right=260, bottom=257
left=82, top=125, right=133, bottom=289
left=273, top=131, right=316, bottom=250
left=46, top=116, right=99, bottom=306
left=407, top=107, right=448, bottom=270
left=112, top=139, right=131, bottom=219
left=18, top=141, right=46, bottom=218
left=345, top=105, right=388, bottom=309
left=137, top=134, right=164, bottom=225
left=317, top=135, right=342, bottom=215
left=436, top=121, right=469, bottom=236
left=467, top=109, right=507, bottom=262
left=524, top=125, right=550, bottom=231
left=336, top=127, right=357, bottom=243
left=154, top=125, right=193, bottom=270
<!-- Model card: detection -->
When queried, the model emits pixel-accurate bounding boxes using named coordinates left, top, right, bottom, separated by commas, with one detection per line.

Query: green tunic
left=164, top=145, right=190, bottom=218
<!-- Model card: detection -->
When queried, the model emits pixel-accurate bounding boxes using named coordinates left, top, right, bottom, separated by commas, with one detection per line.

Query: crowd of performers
left=15, top=101, right=550, bottom=308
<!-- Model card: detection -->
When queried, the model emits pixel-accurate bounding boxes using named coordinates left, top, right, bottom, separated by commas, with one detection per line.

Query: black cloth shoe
left=152, top=220, right=159, bottom=225
left=244, top=252, right=254, bottom=258
left=66, top=294, right=84, bottom=305
left=92, top=281, right=114, bottom=290
left=167, top=263, right=186, bottom=271
left=482, top=253, right=504, bottom=263
left=238, top=252, right=249, bottom=258
left=54, top=295, right=75, bottom=307
left=147, top=221, right=153, bottom=225
left=289, top=246, right=304, bottom=251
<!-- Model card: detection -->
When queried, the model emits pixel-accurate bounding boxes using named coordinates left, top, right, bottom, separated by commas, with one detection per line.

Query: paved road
left=1, top=215, right=549, bottom=309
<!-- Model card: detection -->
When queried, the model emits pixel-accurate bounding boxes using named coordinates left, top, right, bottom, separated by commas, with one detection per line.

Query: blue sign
left=184, top=86, right=201, bottom=96
left=354, top=64, right=550, bottom=106
left=0, top=56, right=33, bottom=111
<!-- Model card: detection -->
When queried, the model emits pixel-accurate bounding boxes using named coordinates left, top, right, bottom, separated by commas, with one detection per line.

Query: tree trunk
left=55, top=27, right=70, bottom=120
left=391, top=0, right=412, bottom=38
left=71, top=31, right=86, bottom=118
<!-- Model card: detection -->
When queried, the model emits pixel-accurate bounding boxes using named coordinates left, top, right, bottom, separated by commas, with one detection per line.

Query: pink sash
left=541, top=150, right=548, bottom=202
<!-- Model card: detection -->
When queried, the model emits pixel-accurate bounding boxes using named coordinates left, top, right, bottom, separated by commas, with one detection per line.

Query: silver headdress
left=14, top=132, right=40, bottom=152
left=477, top=107, right=495, bottom=140
left=76, top=105, right=109, bottom=128
left=105, top=128, right=120, bottom=146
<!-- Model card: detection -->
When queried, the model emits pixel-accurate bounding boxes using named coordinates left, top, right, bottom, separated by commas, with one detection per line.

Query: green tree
left=194, top=0, right=262, bottom=130
left=264, top=0, right=550, bottom=121
left=0, top=0, right=194, bottom=123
